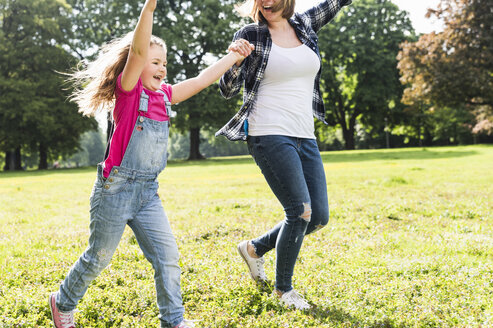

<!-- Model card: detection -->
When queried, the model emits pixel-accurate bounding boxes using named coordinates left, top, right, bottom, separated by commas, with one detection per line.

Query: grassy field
left=1, top=145, right=492, bottom=327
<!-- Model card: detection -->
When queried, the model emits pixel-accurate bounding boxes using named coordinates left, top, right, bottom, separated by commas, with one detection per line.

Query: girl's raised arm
left=121, top=0, right=157, bottom=91
left=171, top=39, right=254, bottom=105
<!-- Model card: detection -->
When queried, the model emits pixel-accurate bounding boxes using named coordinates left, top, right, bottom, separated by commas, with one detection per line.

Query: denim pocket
left=101, top=175, right=130, bottom=195
left=247, top=137, right=264, bottom=166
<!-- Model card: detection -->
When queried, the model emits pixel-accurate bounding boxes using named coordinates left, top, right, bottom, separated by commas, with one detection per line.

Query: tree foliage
left=397, top=0, right=493, bottom=135
left=66, top=0, right=244, bottom=160
left=65, top=0, right=140, bottom=59
left=152, top=0, right=244, bottom=159
left=1, top=0, right=489, bottom=170
left=0, top=0, right=97, bottom=170
left=318, top=0, right=414, bottom=149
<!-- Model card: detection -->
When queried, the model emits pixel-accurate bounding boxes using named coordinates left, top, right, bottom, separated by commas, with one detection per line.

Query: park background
left=1, top=0, right=492, bottom=327
left=0, top=0, right=492, bottom=169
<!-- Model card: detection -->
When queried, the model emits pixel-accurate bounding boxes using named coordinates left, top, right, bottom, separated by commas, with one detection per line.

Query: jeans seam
left=253, top=140, right=296, bottom=210
left=301, top=139, right=329, bottom=235
left=277, top=223, right=296, bottom=292
left=62, top=226, right=103, bottom=311
left=131, top=210, right=183, bottom=327
left=253, top=137, right=304, bottom=292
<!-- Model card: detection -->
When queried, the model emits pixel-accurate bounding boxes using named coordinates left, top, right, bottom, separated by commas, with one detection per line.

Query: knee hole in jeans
left=300, top=202, right=312, bottom=222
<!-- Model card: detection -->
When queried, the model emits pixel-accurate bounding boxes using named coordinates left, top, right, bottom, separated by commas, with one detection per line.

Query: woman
left=217, top=0, right=352, bottom=310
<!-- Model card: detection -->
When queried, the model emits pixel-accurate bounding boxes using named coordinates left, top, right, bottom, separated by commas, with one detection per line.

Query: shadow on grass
left=0, top=146, right=485, bottom=177
left=320, top=147, right=478, bottom=163
left=307, top=305, right=406, bottom=328
left=168, top=155, right=254, bottom=167
left=169, top=147, right=479, bottom=167
left=0, top=166, right=95, bottom=178
left=253, top=280, right=406, bottom=327
left=172, top=146, right=482, bottom=166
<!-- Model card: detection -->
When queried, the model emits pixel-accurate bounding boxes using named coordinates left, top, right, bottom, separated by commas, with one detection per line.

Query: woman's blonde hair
left=68, top=32, right=166, bottom=117
left=236, top=0, right=295, bottom=23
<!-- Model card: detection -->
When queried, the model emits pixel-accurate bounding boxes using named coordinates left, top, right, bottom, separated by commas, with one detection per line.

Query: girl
left=217, top=0, right=351, bottom=310
left=49, top=0, right=253, bottom=327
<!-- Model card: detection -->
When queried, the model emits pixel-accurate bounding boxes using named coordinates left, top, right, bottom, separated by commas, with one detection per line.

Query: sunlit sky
left=296, top=0, right=444, bottom=33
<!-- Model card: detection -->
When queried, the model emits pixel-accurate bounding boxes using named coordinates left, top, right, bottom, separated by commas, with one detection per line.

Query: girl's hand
left=121, top=0, right=156, bottom=91
left=144, top=0, right=157, bottom=12
left=228, top=39, right=254, bottom=66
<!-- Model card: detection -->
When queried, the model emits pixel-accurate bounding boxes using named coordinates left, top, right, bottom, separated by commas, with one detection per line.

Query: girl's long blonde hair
left=68, top=32, right=166, bottom=117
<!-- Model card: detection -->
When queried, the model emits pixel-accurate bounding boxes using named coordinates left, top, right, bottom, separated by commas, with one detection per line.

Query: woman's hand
left=228, top=38, right=255, bottom=66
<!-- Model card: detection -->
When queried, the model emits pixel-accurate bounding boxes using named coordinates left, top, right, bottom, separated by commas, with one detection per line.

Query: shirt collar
left=257, top=20, right=270, bottom=37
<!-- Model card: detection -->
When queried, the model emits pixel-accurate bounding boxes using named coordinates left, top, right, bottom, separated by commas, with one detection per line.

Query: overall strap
left=157, top=89, right=176, bottom=118
left=139, top=90, right=149, bottom=113
left=103, top=120, right=114, bottom=161
left=104, top=90, right=150, bottom=161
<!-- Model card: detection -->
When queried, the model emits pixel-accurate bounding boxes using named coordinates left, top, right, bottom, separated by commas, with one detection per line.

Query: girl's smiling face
left=141, top=44, right=167, bottom=91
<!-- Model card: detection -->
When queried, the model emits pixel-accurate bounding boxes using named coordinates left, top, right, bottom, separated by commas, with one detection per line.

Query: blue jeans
left=57, top=107, right=184, bottom=327
left=247, top=135, right=329, bottom=292
left=57, top=166, right=183, bottom=327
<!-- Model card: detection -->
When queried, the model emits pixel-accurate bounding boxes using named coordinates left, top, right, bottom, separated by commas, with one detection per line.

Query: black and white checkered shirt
left=216, top=0, right=352, bottom=141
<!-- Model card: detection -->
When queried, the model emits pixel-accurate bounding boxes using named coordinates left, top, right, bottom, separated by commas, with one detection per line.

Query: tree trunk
left=39, top=143, right=48, bottom=170
left=5, top=148, right=22, bottom=170
left=335, top=103, right=357, bottom=150
left=188, top=127, right=205, bottom=160
left=4, top=151, right=13, bottom=171
left=341, top=116, right=357, bottom=150
left=342, top=128, right=356, bottom=150
left=14, top=147, right=22, bottom=170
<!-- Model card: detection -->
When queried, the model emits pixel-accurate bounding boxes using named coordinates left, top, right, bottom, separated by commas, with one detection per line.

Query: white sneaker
left=237, top=240, right=267, bottom=281
left=173, top=319, right=199, bottom=328
left=276, top=289, right=312, bottom=310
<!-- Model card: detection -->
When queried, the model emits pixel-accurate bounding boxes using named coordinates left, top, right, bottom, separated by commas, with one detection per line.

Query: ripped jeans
left=247, top=135, right=329, bottom=293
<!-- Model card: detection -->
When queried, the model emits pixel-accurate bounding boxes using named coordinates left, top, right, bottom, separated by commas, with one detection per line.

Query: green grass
left=1, top=145, right=492, bottom=327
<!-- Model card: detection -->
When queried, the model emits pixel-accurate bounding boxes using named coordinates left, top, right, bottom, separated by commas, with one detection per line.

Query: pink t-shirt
left=103, top=73, right=172, bottom=178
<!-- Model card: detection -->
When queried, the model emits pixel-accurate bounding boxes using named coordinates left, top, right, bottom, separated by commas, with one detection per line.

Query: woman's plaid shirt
left=216, top=0, right=352, bottom=141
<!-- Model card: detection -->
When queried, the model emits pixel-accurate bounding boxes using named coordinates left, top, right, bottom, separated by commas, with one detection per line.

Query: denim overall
left=57, top=90, right=184, bottom=328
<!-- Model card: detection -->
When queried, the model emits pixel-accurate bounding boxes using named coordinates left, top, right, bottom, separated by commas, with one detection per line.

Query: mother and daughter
left=49, top=0, right=350, bottom=327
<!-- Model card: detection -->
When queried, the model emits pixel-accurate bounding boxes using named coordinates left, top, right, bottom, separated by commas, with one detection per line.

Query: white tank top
left=248, top=42, right=320, bottom=139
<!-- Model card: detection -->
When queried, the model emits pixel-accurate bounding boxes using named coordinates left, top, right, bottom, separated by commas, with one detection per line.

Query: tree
left=65, top=0, right=242, bottom=160
left=0, top=0, right=96, bottom=170
left=153, top=0, right=243, bottom=159
left=65, top=0, right=140, bottom=61
left=65, top=0, right=142, bottom=140
left=397, top=0, right=493, bottom=135
left=65, top=130, right=105, bottom=167
left=318, top=0, right=414, bottom=149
